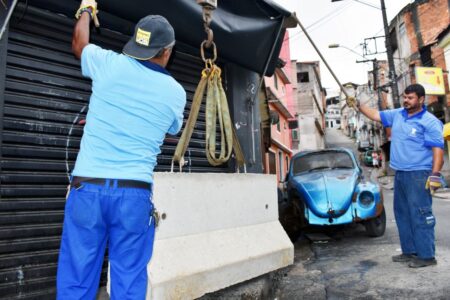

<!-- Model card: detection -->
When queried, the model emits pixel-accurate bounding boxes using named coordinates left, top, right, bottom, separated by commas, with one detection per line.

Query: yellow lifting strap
left=172, top=2, right=245, bottom=171
left=172, top=42, right=246, bottom=171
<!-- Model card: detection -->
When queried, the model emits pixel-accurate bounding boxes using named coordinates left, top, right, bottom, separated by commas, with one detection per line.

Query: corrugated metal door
left=0, top=5, right=230, bottom=299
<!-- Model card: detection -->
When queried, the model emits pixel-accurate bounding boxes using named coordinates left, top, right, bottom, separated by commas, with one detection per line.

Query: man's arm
left=431, top=147, right=444, bottom=174
left=72, top=11, right=92, bottom=59
left=358, top=103, right=381, bottom=122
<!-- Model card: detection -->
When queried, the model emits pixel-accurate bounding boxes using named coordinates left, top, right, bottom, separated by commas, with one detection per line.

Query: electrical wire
left=284, top=2, right=353, bottom=43
left=352, top=0, right=380, bottom=10
left=357, top=0, right=439, bottom=50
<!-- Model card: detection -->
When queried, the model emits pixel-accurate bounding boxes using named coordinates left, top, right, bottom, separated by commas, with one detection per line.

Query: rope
left=172, top=2, right=245, bottom=171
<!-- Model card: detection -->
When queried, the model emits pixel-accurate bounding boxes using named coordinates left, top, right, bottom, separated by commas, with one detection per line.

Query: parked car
left=279, top=148, right=386, bottom=240
left=362, top=149, right=374, bottom=166
left=361, top=149, right=382, bottom=167
left=357, top=140, right=371, bottom=152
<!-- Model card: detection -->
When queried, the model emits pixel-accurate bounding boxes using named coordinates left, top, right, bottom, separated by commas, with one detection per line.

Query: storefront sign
left=415, top=67, right=446, bottom=95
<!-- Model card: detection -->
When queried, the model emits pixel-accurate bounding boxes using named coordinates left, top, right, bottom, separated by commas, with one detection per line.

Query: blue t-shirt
left=380, top=106, right=444, bottom=171
left=72, top=44, right=186, bottom=183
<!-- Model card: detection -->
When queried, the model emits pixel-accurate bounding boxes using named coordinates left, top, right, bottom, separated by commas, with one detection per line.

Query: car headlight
left=359, top=191, right=374, bottom=207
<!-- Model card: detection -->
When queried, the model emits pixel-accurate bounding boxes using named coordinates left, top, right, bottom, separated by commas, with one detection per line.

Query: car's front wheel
left=364, top=207, right=386, bottom=237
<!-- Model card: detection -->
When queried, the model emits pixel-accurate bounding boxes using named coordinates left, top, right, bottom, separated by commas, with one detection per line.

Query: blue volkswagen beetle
left=279, top=148, right=386, bottom=239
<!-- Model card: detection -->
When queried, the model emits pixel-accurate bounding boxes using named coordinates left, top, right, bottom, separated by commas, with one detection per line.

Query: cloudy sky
left=273, top=0, right=413, bottom=96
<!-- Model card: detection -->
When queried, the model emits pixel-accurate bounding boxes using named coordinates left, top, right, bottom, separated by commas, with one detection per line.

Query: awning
left=27, top=0, right=295, bottom=76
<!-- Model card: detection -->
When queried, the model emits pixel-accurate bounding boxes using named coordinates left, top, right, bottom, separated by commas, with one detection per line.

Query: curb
left=432, top=188, right=450, bottom=199
left=200, top=270, right=282, bottom=299
left=370, top=169, right=394, bottom=191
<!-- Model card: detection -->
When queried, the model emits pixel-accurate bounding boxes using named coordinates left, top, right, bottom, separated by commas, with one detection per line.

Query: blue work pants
left=56, top=180, right=155, bottom=299
left=393, top=170, right=435, bottom=259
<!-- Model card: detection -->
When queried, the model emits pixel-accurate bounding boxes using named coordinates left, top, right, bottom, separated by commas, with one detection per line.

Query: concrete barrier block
left=108, top=173, right=294, bottom=299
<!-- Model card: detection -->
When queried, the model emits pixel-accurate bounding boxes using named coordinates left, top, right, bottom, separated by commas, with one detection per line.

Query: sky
left=273, top=0, right=413, bottom=97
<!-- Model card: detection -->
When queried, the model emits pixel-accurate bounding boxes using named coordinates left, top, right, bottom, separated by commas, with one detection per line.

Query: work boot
left=392, top=253, right=415, bottom=262
left=408, top=257, right=437, bottom=268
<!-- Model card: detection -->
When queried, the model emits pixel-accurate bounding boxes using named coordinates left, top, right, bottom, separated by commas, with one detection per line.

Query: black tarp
left=24, top=0, right=293, bottom=76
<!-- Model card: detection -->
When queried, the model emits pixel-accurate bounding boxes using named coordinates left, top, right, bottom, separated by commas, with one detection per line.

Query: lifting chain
left=197, top=0, right=217, bottom=48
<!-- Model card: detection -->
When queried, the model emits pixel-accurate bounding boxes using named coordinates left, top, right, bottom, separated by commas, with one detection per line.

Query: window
left=297, top=71, right=309, bottom=83
left=292, top=151, right=354, bottom=175
left=399, top=22, right=406, bottom=35
left=336, top=120, right=341, bottom=125
left=274, top=74, right=278, bottom=90
left=276, top=121, right=281, bottom=132
left=284, top=121, right=287, bottom=130
left=278, top=151, right=283, bottom=181
left=292, top=130, right=299, bottom=141
left=285, top=156, right=289, bottom=179
left=268, top=152, right=276, bottom=175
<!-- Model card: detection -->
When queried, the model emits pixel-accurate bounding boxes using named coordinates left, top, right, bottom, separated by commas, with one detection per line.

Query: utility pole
left=372, top=59, right=383, bottom=111
left=380, top=0, right=400, bottom=108
left=355, top=58, right=381, bottom=108
left=332, top=0, right=401, bottom=108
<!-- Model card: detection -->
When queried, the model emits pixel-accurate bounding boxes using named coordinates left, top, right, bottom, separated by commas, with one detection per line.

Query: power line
left=284, top=2, right=353, bottom=43
left=356, top=0, right=438, bottom=50
left=352, top=0, right=380, bottom=10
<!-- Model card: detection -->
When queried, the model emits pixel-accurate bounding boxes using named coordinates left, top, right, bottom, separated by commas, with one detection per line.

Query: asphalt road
left=274, top=128, right=450, bottom=299
left=99, top=128, right=450, bottom=299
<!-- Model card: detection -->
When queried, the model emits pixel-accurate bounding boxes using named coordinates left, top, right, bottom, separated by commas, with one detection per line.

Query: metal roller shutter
left=0, top=4, right=230, bottom=299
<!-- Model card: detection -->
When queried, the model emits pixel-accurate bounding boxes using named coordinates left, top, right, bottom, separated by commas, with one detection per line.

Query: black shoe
left=392, top=253, right=416, bottom=262
left=408, top=257, right=437, bottom=268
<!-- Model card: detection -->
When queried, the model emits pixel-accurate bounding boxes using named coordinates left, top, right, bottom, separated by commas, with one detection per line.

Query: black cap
left=123, top=15, right=175, bottom=60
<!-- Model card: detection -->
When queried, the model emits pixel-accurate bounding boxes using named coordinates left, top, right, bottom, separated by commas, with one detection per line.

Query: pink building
left=263, top=31, right=296, bottom=182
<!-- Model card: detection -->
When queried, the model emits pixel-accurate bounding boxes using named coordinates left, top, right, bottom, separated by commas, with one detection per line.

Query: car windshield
left=292, top=151, right=354, bottom=175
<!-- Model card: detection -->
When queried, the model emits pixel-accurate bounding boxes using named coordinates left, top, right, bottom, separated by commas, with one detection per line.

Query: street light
left=328, top=43, right=366, bottom=60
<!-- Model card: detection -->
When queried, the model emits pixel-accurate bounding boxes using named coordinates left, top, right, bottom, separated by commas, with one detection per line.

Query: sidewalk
left=370, top=165, right=450, bottom=200
left=370, top=166, right=395, bottom=190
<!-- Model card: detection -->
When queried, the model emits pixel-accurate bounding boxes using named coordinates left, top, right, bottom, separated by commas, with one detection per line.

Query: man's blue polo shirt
left=72, top=44, right=186, bottom=183
left=380, top=106, right=444, bottom=171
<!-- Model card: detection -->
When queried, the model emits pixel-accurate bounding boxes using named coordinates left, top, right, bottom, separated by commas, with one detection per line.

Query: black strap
left=71, top=176, right=151, bottom=190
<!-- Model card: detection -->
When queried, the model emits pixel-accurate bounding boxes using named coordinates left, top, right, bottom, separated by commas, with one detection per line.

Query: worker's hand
left=425, top=172, right=444, bottom=195
left=346, top=96, right=359, bottom=110
left=75, top=0, right=97, bottom=20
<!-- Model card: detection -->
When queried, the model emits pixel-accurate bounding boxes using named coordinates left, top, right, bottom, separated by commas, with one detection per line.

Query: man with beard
left=355, top=83, right=443, bottom=268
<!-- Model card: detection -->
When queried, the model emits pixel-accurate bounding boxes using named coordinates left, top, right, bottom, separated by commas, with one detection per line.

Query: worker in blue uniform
left=56, top=0, right=186, bottom=298
left=356, top=83, right=444, bottom=268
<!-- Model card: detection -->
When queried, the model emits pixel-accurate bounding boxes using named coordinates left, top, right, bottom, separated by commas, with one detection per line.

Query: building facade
left=325, top=97, right=341, bottom=129
left=291, top=61, right=326, bottom=152
left=389, top=0, right=450, bottom=122
left=263, top=32, right=295, bottom=182
left=340, top=83, right=358, bottom=138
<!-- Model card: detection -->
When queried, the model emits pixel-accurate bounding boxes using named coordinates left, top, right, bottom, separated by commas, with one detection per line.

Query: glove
left=75, top=0, right=100, bottom=27
left=75, top=0, right=96, bottom=19
left=346, top=96, right=359, bottom=110
left=425, top=172, right=444, bottom=194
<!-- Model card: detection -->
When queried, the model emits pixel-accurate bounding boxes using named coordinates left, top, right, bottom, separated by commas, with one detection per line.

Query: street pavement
left=100, top=128, right=450, bottom=299
left=274, top=128, right=450, bottom=299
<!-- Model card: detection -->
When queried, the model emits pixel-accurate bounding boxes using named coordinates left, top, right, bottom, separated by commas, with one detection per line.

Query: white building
left=291, top=61, right=326, bottom=152
left=325, top=97, right=341, bottom=129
